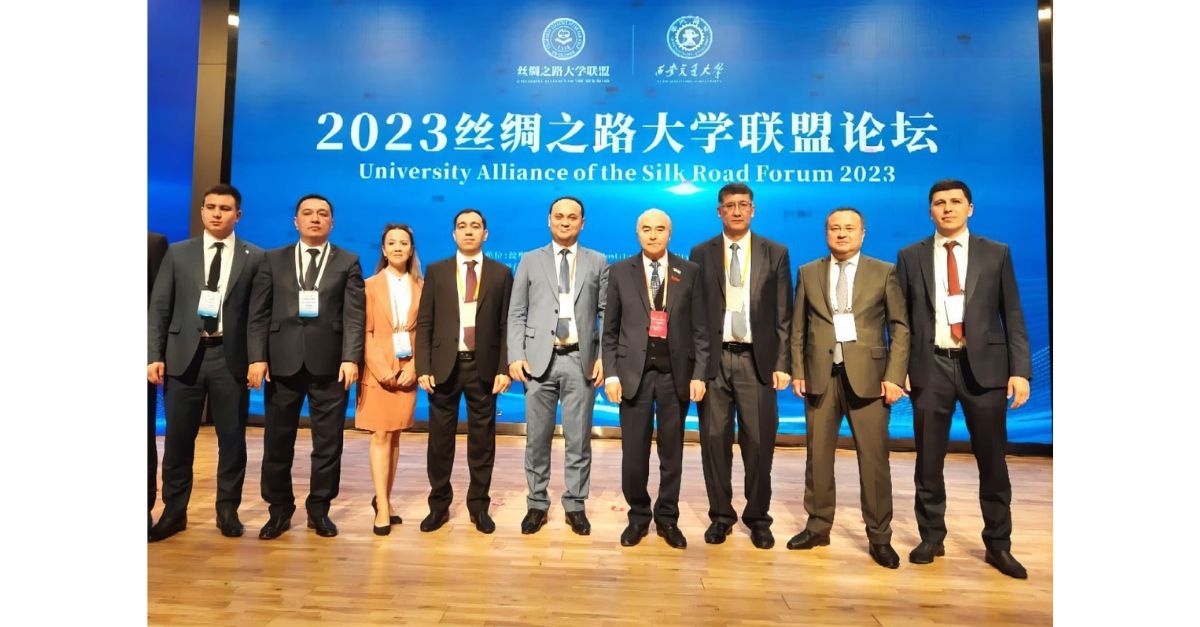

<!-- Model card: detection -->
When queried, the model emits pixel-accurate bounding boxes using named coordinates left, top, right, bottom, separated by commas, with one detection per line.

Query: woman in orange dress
left=356, top=223, right=422, bottom=535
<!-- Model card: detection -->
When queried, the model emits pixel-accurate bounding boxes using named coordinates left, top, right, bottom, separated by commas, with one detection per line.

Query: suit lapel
left=850, top=256, right=874, bottom=313
left=964, top=235, right=982, bottom=308
left=749, top=234, right=768, bottom=299
left=665, top=254, right=682, bottom=312
left=815, top=257, right=834, bottom=318
left=224, top=239, right=248, bottom=303
left=540, top=244, right=559, bottom=298
left=572, top=248, right=589, bottom=304
left=707, top=238, right=726, bottom=298
left=632, top=257, right=651, bottom=313
left=918, top=237, right=936, bottom=310
left=191, top=238, right=207, bottom=291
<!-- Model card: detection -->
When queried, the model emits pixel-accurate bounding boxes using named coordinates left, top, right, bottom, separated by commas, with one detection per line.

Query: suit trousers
left=698, top=347, right=778, bottom=529
left=620, top=367, right=687, bottom=526
left=161, top=343, right=249, bottom=518
left=260, top=366, right=348, bottom=519
left=523, top=349, right=593, bottom=512
left=911, top=351, right=1013, bottom=550
left=426, top=355, right=496, bottom=516
left=802, top=365, right=893, bottom=543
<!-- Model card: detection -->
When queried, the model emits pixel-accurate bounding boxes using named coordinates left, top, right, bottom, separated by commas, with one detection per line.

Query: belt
left=933, top=346, right=964, bottom=358
left=200, top=335, right=223, bottom=347
left=457, top=351, right=476, bottom=361
left=553, top=343, right=579, bottom=355
left=722, top=341, right=752, bottom=353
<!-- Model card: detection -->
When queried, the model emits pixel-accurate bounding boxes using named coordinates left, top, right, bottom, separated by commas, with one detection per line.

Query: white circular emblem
left=667, top=15, right=712, bottom=60
left=542, top=17, right=586, bottom=61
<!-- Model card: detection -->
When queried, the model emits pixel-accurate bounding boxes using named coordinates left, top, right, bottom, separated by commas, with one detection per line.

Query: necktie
left=556, top=249, right=571, bottom=340
left=833, top=260, right=848, bottom=364
left=650, top=261, right=663, bottom=310
left=463, top=260, right=478, bottom=351
left=944, top=241, right=964, bottom=341
left=729, top=242, right=747, bottom=340
left=303, top=248, right=321, bottom=290
left=204, top=242, right=225, bottom=334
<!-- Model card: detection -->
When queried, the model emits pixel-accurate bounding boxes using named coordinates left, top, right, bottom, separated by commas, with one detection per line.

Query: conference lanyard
left=294, top=243, right=331, bottom=290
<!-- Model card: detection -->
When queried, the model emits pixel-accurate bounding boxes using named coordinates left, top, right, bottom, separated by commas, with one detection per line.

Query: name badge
left=649, top=310, right=669, bottom=339
left=558, top=293, right=574, bottom=319
left=833, top=313, right=857, bottom=343
left=725, top=285, right=744, bottom=312
left=197, top=290, right=220, bottom=318
left=944, top=294, right=965, bottom=324
left=299, top=290, right=319, bottom=317
left=461, top=301, right=477, bottom=325
left=393, top=331, right=412, bottom=359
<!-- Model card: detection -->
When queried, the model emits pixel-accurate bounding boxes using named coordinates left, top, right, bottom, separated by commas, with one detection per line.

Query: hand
left=492, top=374, right=511, bottom=395
left=1007, top=376, right=1030, bottom=409
left=338, top=362, right=359, bottom=391
left=590, top=359, right=604, bottom=388
left=772, top=371, right=791, bottom=391
left=881, top=381, right=905, bottom=404
left=247, top=362, right=270, bottom=389
left=147, top=362, right=165, bottom=385
left=418, top=374, right=436, bottom=394
left=508, top=360, right=531, bottom=382
left=379, top=374, right=400, bottom=392
left=791, top=378, right=806, bottom=398
left=904, top=374, right=911, bottom=393
left=689, top=379, right=706, bottom=403
left=396, top=366, right=416, bottom=388
left=604, top=380, right=622, bottom=404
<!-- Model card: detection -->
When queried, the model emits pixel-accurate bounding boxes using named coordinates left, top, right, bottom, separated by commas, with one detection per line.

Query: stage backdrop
left=227, top=0, right=1051, bottom=444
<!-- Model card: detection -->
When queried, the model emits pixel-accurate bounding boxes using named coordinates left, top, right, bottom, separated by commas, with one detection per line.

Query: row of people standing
left=147, top=178, right=1032, bottom=580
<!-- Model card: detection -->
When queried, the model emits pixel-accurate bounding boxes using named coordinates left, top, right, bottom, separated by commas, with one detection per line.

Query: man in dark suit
left=895, top=179, right=1032, bottom=579
left=147, top=184, right=264, bottom=542
left=247, top=193, right=365, bottom=540
left=415, top=208, right=513, bottom=535
left=786, top=207, right=909, bottom=569
left=507, top=197, right=607, bottom=536
left=689, top=182, right=793, bottom=550
left=603, top=208, right=708, bottom=550
left=148, top=230, right=168, bottom=529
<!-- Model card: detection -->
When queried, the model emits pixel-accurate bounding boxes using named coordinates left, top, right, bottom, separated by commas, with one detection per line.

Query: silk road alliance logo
left=543, top=17, right=586, bottom=61
left=667, top=15, right=712, bottom=59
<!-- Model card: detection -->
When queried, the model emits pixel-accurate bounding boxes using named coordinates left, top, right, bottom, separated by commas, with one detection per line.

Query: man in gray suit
left=148, top=183, right=264, bottom=542
left=507, top=196, right=608, bottom=536
left=786, top=207, right=909, bottom=569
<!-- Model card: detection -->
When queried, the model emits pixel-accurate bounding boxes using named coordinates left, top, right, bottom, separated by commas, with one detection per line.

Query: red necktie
left=944, top=241, right=963, bottom=341
left=463, top=260, right=477, bottom=351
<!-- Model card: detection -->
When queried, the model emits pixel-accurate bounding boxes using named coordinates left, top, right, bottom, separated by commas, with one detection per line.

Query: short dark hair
left=295, top=193, right=334, bottom=216
left=826, top=206, right=865, bottom=228
left=549, top=196, right=585, bottom=218
left=718, top=182, right=754, bottom=204
left=453, top=208, right=486, bottom=230
left=928, top=179, right=972, bottom=205
left=374, top=223, right=422, bottom=279
left=202, top=183, right=241, bottom=209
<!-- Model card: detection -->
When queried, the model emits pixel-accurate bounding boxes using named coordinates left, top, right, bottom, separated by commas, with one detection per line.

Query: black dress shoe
left=908, top=541, right=945, bottom=564
left=564, top=510, right=591, bottom=536
left=372, top=496, right=402, bottom=525
left=985, top=549, right=1028, bottom=579
left=869, top=543, right=901, bottom=569
left=307, top=514, right=339, bottom=537
left=373, top=523, right=391, bottom=536
left=470, top=511, right=496, bottom=534
left=258, top=516, right=291, bottom=540
left=420, top=509, right=450, bottom=532
left=148, top=515, right=187, bottom=543
left=620, top=522, right=649, bottom=546
left=704, top=522, right=733, bottom=544
left=750, top=527, right=775, bottom=550
left=656, top=523, right=687, bottom=549
left=216, top=512, right=244, bottom=538
left=786, top=529, right=830, bottom=550
left=520, top=508, right=548, bottom=535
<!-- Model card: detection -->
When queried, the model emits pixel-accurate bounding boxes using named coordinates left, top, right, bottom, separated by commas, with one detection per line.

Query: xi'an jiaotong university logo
left=517, top=17, right=611, bottom=84
left=658, top=15, right=724, bottom=84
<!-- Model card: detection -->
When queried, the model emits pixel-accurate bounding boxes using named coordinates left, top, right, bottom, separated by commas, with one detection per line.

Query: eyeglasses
left=720, top=201, right=753, bottom=211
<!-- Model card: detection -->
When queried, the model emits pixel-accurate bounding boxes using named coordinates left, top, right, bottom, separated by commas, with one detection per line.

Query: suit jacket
left=148, top=234, right=265, bottom=379
left=506, top=243, right=608, bottom=378
left=690, top=233, right=793, bottom=383
left=248, top=242, right=365, bottom=378
left=895, top=234, right=1031, bottom=389
left=415, top=255, right=513, bottom=386
left=362, top=269, right=423, bottom=387
left=601, top=253, right=709, bottom=401
left=790, top=254, right=909, bottom=398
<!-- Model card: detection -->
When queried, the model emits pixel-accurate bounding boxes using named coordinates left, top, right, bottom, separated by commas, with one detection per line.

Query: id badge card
left=558, top=293, right=574, bottom=319
left=299, top=290, right=319, bottom=317
left=461, top=301, right=477, bottom=326
left=393, top=331, right=412, bottom=359
left=649, top=310, right=669, bottom=338
left=944, top=294, right=965, bottom=325
left=725, top=285, right=744, bottom=312
left=833, top=313, right=857, bottom=342
left=197, top=290, right=220, bottom=318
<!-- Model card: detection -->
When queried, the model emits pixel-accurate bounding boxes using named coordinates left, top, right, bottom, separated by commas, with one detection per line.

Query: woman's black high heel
left=372, top=496, right=403, bottom=525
